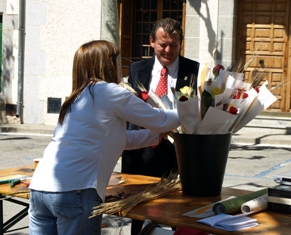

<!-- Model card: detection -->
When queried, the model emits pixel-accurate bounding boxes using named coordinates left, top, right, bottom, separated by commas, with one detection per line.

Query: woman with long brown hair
left=28, top=40, right=179, bottom=235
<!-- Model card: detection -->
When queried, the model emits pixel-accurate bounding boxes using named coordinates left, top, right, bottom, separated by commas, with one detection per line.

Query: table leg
left=0, top=197, right=29, bottom=234
left=0, top=197, right=4, bottom=235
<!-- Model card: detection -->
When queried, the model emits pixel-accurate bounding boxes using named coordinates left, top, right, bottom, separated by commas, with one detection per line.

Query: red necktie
left=155, top=67, right=168, bottom=98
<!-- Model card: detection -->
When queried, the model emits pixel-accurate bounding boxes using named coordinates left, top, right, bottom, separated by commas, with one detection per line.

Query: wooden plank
left=0, top=166, right=34, bottom=198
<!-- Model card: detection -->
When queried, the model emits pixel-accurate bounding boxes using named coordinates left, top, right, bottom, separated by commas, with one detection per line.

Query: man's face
left=150, top=27, right=181, bottom=66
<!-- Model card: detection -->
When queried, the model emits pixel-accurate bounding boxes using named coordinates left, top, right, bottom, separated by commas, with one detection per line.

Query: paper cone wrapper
left=197, top=63, right=210, bottom=97
left=197, top=107, right=238, bottom=134
left=216, top=70, right=230, bottom=90
left=177, top=96, right=200, bottom=134
left=226, top=98, right=246, bottom=112
left=214, top=88, right=233, bottom=109
left=232, top=81, right=277, bottom=133
left=204, top=80, right=220, bottom=94
left=233, top=72, right=244, bottom=80
left=229, top=88, right=258, bottom=132
left=225, top=75, right=236, bottom=89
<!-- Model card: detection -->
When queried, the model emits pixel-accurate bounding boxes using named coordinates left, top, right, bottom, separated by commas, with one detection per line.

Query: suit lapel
left=136, top=58, right=154, bottom=91
left=176, top=56, right=190, bottom=91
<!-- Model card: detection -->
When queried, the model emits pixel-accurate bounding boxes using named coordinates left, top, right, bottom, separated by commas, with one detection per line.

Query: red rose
left=212, top=64, right=225, bottom=77
left=233, top=89, right=241, bottom=99
left=179, top=96, right=189, bottom=102
left=254, top=87, right=260, bottom=93
left=138, top=91, right=149, bottom=101
left=233, top=89, right=248, bottom=99
left=229, top=106, right=238, bottom=115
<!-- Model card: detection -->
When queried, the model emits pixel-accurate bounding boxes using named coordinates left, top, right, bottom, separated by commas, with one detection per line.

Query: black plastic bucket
left=173, top=133, right=232, bottom=197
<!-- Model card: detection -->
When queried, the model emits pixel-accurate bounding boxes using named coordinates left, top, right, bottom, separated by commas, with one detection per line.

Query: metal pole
left=101, top=0, right=122, bottom=79
left=16, top=0, right=25, bottom=123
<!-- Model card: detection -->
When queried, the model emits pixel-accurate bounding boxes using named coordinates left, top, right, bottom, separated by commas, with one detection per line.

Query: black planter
left=173, top=133, right=232, bottom=197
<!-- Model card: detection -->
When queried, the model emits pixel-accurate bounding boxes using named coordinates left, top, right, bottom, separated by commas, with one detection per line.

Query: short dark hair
left=150, top=18, right=184, bottom=41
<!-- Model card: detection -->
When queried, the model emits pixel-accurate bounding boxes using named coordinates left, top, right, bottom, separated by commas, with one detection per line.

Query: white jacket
left=29, top=82, right=179, bottom=201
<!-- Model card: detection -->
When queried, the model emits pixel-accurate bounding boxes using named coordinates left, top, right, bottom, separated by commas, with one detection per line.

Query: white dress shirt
left=29, top=82, right=179, bottom=201
left=149, top=56, right=179, bottom=104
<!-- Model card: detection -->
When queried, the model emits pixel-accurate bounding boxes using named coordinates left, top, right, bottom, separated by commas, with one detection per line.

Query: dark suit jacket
left=121, top=55, right=200, bottom=177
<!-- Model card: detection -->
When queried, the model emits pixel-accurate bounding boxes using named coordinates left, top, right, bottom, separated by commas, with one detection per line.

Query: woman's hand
left=159, top=131, right=173, bottom=139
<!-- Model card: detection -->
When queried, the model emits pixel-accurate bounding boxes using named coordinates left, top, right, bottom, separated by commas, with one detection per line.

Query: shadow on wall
left=188, top=0, right=223, bottom=62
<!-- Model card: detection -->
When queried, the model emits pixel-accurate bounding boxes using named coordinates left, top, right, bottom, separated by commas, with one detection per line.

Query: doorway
left=236, top=0, right=291, bottom=112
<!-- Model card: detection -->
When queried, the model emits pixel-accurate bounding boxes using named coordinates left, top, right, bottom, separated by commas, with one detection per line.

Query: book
left=268, top=196, right=291, bottom=205
left=268, top=185, right=291, bottom=214
left=268, top=202, right=291, bottom=214
left=268, top=185, right=291, bottom=198
left=197, top=213, right=258, bottom=232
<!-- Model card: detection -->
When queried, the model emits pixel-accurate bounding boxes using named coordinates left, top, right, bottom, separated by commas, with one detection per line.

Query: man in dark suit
left=121, top=18, right=199, bottom=235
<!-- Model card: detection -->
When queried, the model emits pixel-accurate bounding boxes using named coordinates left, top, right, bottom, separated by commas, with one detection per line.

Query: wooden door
left=236, top=0, right=291, bottom=112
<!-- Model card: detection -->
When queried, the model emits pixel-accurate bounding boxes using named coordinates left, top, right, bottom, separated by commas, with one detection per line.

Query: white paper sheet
left=197, top=107, right=238, bottom=134
left=232, top=81, right=277, bottom=133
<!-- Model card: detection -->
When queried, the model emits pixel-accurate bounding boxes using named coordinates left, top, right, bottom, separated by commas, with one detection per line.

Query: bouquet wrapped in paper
left=175, top=85, right=200, bottom=134
left=131, top=60, right=277, bottom=136
left=174, top=61, right=277, bottom=135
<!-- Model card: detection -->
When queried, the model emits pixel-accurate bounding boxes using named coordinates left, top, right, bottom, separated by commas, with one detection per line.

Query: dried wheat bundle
left=119, top=81, right=138, bottom=96
left=232, top=43, right=263, bottom=76
left=270, top=79, right=291, bottom=91
left=136, top=80, right=147, bottom=93
left=90, top=173, right=181, bottom=218
left=250, top=68, right=269, bottom=88
left=232, top=56, right=254, bottom=77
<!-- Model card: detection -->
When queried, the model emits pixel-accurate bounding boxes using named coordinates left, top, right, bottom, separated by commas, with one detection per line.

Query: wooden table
left=1, top=166, right=291, bottom=235
left=106, top=174, right=291, bottom=235
left=0, top=165, right=33, bottom=234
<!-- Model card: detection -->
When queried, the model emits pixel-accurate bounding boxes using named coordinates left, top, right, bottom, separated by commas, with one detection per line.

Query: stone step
left=238, top=114, right=291, bottom=135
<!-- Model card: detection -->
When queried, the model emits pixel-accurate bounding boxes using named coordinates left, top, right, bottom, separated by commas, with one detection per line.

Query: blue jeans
left=29, top=188, right=103, bottom=235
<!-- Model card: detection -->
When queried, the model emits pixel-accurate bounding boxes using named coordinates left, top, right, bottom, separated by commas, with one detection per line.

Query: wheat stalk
left=90, top=172, right=181, bottom=218
left=250, top=68, right=269, bottom=88
left=136, top=80, right=147, bottom=92
left=232, top=56, right=254, bottom=78
left=119, top=81, right=138, bottom=96
left=232, top=43, right=263, bottom=77
left=189, top=74, right=197, bottom=96
left=270, top=80, right=291, bottom=91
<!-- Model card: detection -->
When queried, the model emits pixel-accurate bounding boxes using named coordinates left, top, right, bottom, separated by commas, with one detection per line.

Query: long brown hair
left=58, top=40, right=120, bottom=125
